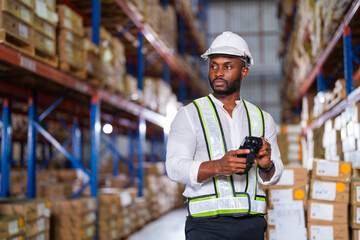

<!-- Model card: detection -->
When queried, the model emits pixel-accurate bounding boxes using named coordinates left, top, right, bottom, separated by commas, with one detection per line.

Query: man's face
left=208, top=55, right=249, bottom=96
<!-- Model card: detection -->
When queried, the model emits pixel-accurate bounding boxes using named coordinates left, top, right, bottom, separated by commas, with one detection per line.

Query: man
left=166, top=31, right=283, bottom=240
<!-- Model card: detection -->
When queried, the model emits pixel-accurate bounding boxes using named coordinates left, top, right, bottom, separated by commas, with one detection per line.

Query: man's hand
left=197, top=148, right=250, bottom=182
left=255, top=137, right=272, bottom=169
left=255, top=137, right=275, bottom=181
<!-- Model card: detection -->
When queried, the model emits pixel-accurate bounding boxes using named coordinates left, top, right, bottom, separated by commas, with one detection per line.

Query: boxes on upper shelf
left=0, top=12, right=33, bottom=45
left=0, top=0, right=33, bottom=25
left=57, top=4, right=84, bottom=36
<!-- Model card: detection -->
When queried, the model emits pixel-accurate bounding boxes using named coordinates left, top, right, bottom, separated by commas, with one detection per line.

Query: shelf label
left=20, top=57, right=36, bottom=72
left=37, top=203, right=45, bottom=217
left=75, top=82, right=88, bottom=93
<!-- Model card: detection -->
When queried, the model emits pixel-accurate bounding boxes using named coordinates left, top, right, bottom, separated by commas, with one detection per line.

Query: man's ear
left=242, top=67, right=249, bottom=78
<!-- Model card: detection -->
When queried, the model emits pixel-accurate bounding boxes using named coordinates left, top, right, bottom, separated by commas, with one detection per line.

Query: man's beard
left=209, top=75, right=242, bottom=96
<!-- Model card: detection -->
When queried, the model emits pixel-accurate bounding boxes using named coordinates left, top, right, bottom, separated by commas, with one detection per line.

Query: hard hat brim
left=201, top=46, right=253, bottom=67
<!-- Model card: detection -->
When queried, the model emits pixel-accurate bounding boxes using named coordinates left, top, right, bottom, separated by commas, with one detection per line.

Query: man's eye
left=226, top=65, right=232, bottom=69
left=211, top=65, right=217, bottom=69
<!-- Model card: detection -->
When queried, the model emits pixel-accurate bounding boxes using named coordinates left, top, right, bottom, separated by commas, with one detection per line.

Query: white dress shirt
left=166, top=94, right=283, bottom=198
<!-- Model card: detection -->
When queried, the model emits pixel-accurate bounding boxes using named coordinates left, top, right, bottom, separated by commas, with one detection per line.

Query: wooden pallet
left=34, top=48, right=59, bottom=68
left=59, top=61, right=86, bottom=79
left=0, top=29, right=34, bottom=56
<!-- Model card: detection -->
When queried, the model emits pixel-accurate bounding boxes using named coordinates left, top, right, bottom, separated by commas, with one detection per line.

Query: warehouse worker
left=166, top=31, right=283, bottom=240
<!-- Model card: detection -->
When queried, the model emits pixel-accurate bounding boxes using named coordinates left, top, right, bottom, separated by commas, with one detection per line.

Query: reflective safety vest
left=188, top=95, right=266, bottom=218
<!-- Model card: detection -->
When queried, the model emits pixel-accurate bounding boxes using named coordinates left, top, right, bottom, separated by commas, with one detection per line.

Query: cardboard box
left=307, top=223, right=348, bottom=240
left=312, top=159, right=352, bottom=182
left=56, top=169, right=77, bottom=182
left=25, top=217, right=50, bottom=237
left=53, top=223, right=95, bottom=240
left=307, top=200, right=347, bottom=224
left=0, top=199, right=50, bottom=222
left=57, top=4, right=84, bottom=36
left=51, top=197, right=96, bottom=215
left=33, top=15, right=56, bottom=39
left=34, top=0, right=58, bottom=25
left=351, top=180, right=360, bottom=204
left=262, top=167, right=308, bottom=190
left=0, top=0, right=33, bottom=25
left=350, top=204, right=360, bottom=229
left=58, top=40, right=85, bottom=70
left=268, top=186, right=307, bottom=208
left=28, top=231, right=50, bottom=240
left=58, top=29, right=84, bottom=50
left=33, top=30, right=55, bottom=55
left=0, top=215, right=25, bottom=239
left=352, top=229, right=360, bottom=240
left=0, top=12, right=33, bottom=44
left=310, top=179, right=349, bottom=203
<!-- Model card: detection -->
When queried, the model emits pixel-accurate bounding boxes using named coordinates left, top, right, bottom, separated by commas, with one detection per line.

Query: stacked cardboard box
left=84, top=36, right=103, bottom=84
left=276, top=124, right=303, bottom=165
left=263, top=166, right=308, bottom=240
left=33, top=0, right=58, bottom=59
left=57, top=4, right=85, bottom=74
left=350, top=179, right=360, bottom=238
left=51, top=197, right=96, bottom=240
left=0, top=199, right=51, bottom=239
left=98, top=193, right=121, bottom=240
left=0, top=215, right=25, bottom=239
left=307, top=159, right=351, bottom=239
left=111, top=36, right=126, bottom=93
left=0, top=0, right=34, bottom=52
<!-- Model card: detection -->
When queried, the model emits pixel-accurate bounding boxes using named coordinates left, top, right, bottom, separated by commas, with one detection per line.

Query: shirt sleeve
left=165, top=106, right=203, bottom=186
left=257, top=111, right=284, bottom=185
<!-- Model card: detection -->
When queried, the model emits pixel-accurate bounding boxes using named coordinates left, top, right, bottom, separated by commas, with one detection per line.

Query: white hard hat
left=201, top=31, right=254, bottom=67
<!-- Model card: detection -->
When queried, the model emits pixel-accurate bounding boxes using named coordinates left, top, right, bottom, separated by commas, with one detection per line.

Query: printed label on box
left=88, top=200, right=94, bottom=210
left=86, top=212, right=96, bottom=223
left=358, top=229, right=360, bottom=240
left=357, top=186, right=360, bottom=202
left=66, top=31, right=73, bottom=42
left=44, top=23, right=53, bottom=36
left=37, top=218, right=45, bottom=231
left=267, top=209, right=275, bottom=225
left=45, top=39, right=54, bottom=52
left=36, top=233, right=45, bottom=240
left=277, top=170, right=294, bottom=185
left=37, top=203, right=45, bottom=217
left=36, top=1, right=48, bottom=19
left=111, top=229, right=117, bottom=239
left=316, top=160, right=339, bottom=177
left=120, top=192, right=132, bottom=207
left=310, top=225, right=333, bottom=240
left=310, top=203, right=333, bottom=221
left=357, top=207, right=360, bottom=224
left=312, top=181, right=336, bottom=201
left=269, top=229, right=276, bottom=240
left=8, top=220, right=19, bottom=235
left=44, top=208, right=50, bottom=217
left=86, top=226, right=93, bottom=237
left=18, top=23, right=29, bottom=39
left=64, top=18, right=72, bottom=29
left=271, top=189, right=293, bottom=204
left=20, top=6, right=31, bottom=23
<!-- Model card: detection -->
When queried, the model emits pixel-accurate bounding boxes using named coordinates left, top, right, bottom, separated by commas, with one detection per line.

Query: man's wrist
left=258, top=161, right=274, bottom=172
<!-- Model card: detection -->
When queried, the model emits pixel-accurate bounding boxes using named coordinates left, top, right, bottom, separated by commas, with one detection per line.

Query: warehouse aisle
left=128, top=207, right=187, bottom=240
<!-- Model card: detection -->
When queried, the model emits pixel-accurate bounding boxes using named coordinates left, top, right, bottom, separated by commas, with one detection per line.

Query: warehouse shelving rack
left=292, top=0, right=360, bottom=135
left=0, top=0, right=207, bottom=202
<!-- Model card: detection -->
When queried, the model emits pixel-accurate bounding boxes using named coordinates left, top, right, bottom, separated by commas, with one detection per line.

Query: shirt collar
left=208, top=94, right=242, bottom=109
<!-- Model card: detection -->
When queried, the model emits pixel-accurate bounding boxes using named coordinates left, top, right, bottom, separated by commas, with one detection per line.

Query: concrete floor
left=128, top=207, right=187, bottom=240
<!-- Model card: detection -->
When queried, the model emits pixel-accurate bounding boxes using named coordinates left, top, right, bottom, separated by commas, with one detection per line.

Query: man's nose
left=215, top=68, right=224, bottom=78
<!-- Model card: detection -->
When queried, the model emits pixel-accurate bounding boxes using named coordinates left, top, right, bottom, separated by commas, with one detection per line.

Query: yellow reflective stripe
left=250, top=211, right=266, bottom=215
left=243, top=101, right=252, bottom=135
left=235, top=193, right=248, bottom=197
left=193, top=100, right=213, bottom=160
left=189, top=195, right=217, bottom=202
left=255, top=106, right=264, bottom=136
left=191, top=209, right=249, bottom=217
left=246, top=173, right=250, bottom=193
left=255, top=196, right=266, bottom=201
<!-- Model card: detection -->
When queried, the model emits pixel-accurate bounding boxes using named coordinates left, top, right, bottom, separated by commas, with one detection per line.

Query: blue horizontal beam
left=33, top=122, right=90, bottom=177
